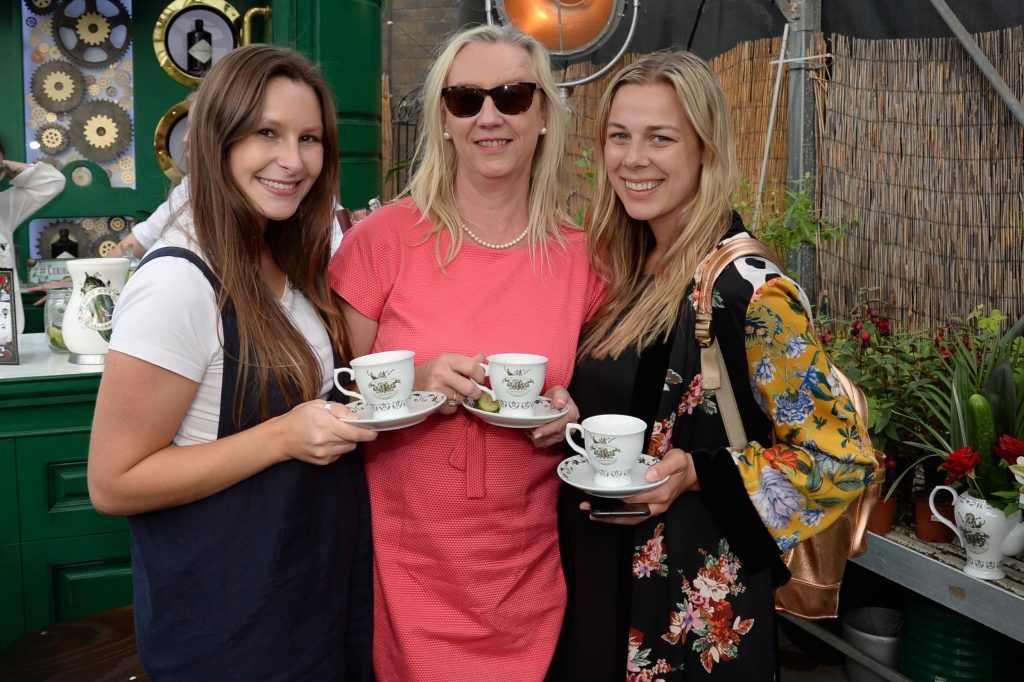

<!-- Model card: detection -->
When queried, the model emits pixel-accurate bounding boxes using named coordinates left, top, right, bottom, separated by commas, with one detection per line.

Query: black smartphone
left=589, top=498, right=651, bottom=518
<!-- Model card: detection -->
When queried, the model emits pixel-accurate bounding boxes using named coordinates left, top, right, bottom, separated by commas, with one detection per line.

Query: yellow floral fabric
left=735, top=276, right=876, bottom=551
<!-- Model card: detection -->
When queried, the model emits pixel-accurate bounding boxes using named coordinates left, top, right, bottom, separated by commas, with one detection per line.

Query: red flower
left=940, top=446, right=980, bottom=484
left=994, top=435, right=1024, bottom=466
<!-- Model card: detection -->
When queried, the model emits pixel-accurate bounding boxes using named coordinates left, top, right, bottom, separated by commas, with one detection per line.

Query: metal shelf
left=851, top=527, right=1024, bottom=643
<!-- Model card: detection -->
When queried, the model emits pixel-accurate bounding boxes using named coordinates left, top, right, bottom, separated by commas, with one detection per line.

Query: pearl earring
left=443, top=131, right=451, bottom=140
left=540, top=127, right=547, bottom=136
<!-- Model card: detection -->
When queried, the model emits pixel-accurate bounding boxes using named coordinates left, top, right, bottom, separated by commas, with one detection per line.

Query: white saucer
left=462, top=396, right=570, bottom=429
left=339, top=391, right=447, bottom=431
left=557, top=454, right=670, bottom=499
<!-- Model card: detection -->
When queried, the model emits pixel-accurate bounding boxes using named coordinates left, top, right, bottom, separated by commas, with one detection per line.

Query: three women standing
left=552, top=52, right=877, bottom=680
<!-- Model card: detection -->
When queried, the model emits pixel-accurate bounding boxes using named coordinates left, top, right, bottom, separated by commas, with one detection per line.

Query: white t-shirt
left=0, top=163, right=67, bottom=334
left=109, top=227, right=334, bottom=446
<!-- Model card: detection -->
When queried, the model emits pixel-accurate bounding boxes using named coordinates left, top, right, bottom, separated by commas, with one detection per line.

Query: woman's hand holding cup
left=413, top=352, right=486, bottom=415
left=269, top=399, right=377, bottom=466
left=581, top=447, right=701, bottom=525
left=530, top=385, right=578, bottom=448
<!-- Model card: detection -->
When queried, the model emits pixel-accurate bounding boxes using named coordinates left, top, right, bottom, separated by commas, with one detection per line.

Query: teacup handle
left=565, top=423, right=587, bottom=457
left=333, top=368, right=364, bottom=402
left=469, top=362, right=496, bottom=401
left=928, top=485, right=964, bottom=547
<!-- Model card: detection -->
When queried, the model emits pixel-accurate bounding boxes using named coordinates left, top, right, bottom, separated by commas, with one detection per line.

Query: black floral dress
left=551, top=225, right=876, bottom=681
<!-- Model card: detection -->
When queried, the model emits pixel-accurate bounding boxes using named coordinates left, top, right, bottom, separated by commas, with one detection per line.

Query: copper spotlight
left=496, top=0, right=625, bottom=57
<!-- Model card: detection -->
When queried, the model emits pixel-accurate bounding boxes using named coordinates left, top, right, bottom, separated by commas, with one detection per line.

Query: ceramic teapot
left=929, top=486, right=1024, bottom=580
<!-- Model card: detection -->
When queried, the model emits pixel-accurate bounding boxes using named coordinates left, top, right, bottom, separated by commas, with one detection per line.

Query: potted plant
left=907, top=309, right=1024, bottom=579
left=817, top=291, right=945, bottom=534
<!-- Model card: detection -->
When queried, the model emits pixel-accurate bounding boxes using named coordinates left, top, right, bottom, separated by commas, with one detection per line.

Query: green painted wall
left=1, top=0, right=381, bottom=289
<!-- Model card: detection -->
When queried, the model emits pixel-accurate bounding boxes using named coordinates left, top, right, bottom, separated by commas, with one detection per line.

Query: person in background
left=0, top=138, right=67, bottom=329
left=330, top=24, right=604, bottom=681
left=87, top=45, right=375, bottom=680
left=551, top=52, right=877, bottom=680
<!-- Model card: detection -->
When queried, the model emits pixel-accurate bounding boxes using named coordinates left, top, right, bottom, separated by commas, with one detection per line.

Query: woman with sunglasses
left=549, top=52, right=876, bottom=680
left=330, top=24, right=603, bottom=682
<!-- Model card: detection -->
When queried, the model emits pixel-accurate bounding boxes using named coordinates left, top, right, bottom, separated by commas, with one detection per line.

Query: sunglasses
left=441, top=82, right=538, bottom=117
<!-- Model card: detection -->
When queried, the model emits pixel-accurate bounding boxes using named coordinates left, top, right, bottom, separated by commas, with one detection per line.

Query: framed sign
left=153, top=0, right=241, bottom=87
left=0, top=269, right=19, bottom=365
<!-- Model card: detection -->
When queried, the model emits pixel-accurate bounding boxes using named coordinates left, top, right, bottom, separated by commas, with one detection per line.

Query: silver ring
left=324, top=400, right=335, bottom=412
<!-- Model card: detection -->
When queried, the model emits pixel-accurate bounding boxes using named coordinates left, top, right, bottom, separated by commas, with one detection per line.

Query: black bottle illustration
left=51, top=229, right=78, bottom=259
left=186, top=19, right=213, bottom=76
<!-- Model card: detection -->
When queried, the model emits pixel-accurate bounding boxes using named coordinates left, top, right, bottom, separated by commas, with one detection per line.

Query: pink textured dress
left=330, top=200, right=604, bottom=681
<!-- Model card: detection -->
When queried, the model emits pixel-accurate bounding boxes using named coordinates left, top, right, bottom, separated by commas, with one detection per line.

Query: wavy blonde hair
left=579, top=51, right=739, bottom=359
left=406, top=24, right=571, bottom=265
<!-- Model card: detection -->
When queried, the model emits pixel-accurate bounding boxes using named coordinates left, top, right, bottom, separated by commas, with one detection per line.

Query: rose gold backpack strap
left=694, top=237, right=782, bottom=450
left=694, top=238, right=782, bottom=348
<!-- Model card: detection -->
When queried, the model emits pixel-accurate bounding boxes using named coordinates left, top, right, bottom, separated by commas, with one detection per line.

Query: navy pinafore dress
left=127, top=247, right=371, bottom=681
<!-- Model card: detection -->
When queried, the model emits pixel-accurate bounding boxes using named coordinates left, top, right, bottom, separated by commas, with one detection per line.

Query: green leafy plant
left=896, top=309, right=1024, bottom=514
left=735, top=173, right=853, bottom=255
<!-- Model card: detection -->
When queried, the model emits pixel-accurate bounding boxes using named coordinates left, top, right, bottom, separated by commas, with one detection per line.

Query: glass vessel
left=44, top=286, right=73, bottom=353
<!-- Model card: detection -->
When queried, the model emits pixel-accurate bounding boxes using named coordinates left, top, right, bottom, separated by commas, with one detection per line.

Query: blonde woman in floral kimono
left=549, top=52, right=877, bottom=681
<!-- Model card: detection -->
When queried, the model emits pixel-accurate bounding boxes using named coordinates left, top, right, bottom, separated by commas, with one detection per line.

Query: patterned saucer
left=338, top=391, right=447, bottom=431
left=462, top=396, right=570, bottom=429
left=557, top=454, right=670, bottom=499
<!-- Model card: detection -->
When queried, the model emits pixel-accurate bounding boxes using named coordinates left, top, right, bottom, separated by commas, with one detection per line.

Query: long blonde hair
left=579, top=52, right=739, bottom=359
left=406, top=24, right=571, bottom=265
left=188, top=45, right=345, bottom=421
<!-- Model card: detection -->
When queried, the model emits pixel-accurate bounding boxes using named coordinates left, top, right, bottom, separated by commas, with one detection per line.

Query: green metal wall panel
left=15, top=432, right=126, bottom=541
left=0, top=441, right=19, bottom=546
left=0, top=544, right=24, bottom=652
left=272, top=0, right=383, bottom=207
left=21, top=532, right=131, bottom=631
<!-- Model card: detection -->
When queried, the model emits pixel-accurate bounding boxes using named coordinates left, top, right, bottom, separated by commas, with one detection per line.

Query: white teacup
left=565, top=414, right=646, bottom=487
left=471, top=353, right=547, bottom=416
left=334, top=350, right=414, bottom=417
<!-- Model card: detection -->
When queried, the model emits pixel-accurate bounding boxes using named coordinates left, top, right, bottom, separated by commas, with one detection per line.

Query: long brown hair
left=579, top=52, right=739, bottom=359
left=187, top=44, right=345, bottom=420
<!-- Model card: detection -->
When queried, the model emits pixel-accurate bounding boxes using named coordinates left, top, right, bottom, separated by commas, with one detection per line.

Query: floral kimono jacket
left=553, top=223, right=876, bottom=682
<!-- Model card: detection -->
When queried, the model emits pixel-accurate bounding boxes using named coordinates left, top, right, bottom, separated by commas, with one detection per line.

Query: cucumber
left=474, top=394, right=500, bottom=413
left=967, top=393, right=996, bottom=459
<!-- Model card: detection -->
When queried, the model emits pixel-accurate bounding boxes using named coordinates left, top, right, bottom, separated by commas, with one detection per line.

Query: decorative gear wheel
left=76, top=11, right=111, bottom=46
left=90, top=225, right=125, bottom=257
left=24, top=0, right=57, bottom=16
left=108, top=216, right=127, bottom=232
left=31, top=60, right=86, bottom=113
left=37, top=220, right=88, bottom=259
left=70, top=100, right=132, bottom=162
left=53, top=0, right=131, bottom=69
left=36, top=123, right=70, bottom=154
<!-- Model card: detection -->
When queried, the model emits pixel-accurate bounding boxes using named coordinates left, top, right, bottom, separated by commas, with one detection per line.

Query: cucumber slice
left=474, top=394, right=500, bottom=413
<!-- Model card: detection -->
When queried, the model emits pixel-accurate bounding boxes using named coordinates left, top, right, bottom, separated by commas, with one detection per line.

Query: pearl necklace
left=459, top=219, right=530, bottom=250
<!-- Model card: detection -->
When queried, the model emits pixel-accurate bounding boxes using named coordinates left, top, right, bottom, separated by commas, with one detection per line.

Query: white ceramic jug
left=62, top=258, right=129, bottom=364
left=929, top=486, right=1024, bottom=580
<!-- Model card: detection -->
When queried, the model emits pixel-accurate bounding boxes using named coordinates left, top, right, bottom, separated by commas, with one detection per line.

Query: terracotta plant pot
left=867, top=495, right=897, bottom=535
left=913, top=491, right=955, bottom=543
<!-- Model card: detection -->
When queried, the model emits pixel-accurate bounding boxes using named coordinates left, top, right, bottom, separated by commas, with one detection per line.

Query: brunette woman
left=88, top=45, right=375, bottom=680
left=551, top=52, right=877, bottom=680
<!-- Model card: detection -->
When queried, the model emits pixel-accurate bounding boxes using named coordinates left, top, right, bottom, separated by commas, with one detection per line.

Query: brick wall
left=384, top=1, right=462, bottom=99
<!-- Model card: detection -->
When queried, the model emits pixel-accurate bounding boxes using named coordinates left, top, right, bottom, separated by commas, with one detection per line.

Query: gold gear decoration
left=83, top=114, right=118, bottom=148
left=31, top=60, right=86, bottom=113
left=75, top=12, right=111, bottom=46
left=36, top=123, right=69, bottom=154
left=70, top=100, right=132, bottom=163
left=109, top=217, right=127, bottom=232
left=24, top=0, right=57, bottom=15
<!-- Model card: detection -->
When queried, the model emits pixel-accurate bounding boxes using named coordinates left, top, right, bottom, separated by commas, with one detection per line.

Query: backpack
left=693, top=237, right=884, bottom=619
